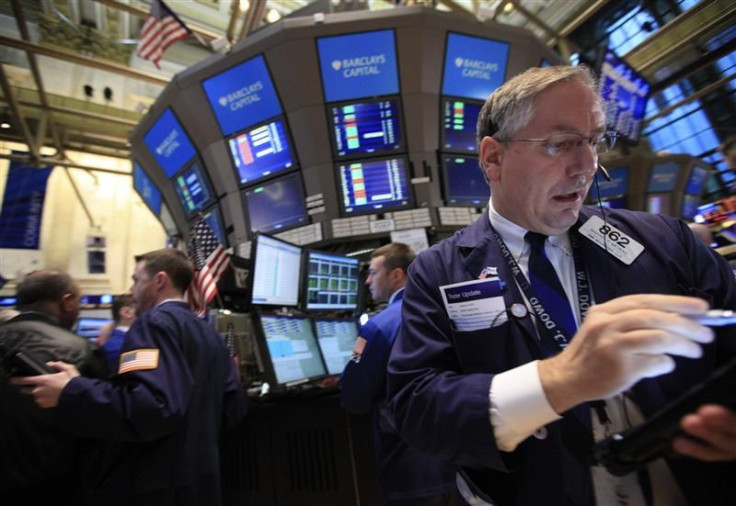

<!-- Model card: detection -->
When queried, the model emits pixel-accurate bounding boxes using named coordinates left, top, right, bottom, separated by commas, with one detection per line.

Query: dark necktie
left=525, top=232, right=577, bottom=345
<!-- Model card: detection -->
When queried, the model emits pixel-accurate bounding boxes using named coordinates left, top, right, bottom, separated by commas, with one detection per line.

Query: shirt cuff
left=488, top=360, right=562, bottom=451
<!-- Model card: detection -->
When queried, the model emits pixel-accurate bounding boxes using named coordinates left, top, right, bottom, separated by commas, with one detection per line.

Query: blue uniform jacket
left=341, top=290, right=458, bottom=500
left=54, top=301, right=247, bottom=506
left=102, top=327, right=126, bottom=373
left=387, top=207, right=736, bottom=506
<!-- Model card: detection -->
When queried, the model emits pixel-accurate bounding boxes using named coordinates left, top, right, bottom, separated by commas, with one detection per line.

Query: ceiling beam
left=0, top=64, right=40, bottom=158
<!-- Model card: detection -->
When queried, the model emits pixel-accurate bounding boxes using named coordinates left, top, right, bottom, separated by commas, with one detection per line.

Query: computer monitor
left=599, top=197, right=628, bottom=209
left=201, top=54, right=284, bottom=136
left=686, top=165, right=708, bottom=196
left=133, top=162, right=162, bottom=216
left=442, top=32, right=510, bottom=101
left=591, top=166, right=629, bottom=201
left=227, top=117, right=296, bottom=186
left=143, top=108, right=197, bottom=178
left=304, top=250, right=360, bottom=311
left=647, top=193, right=673, bottom=215
left=328, top=97, right=404, bottom=160
left=242, top=172, right=309, bottom=235
left=0, top=297, right=18, bottom=307
left=440, top=154, right=489, bottom=207
left=256, top=314, right=327, bottom=386
left=336, top=156, right=412, bottom=216
left=441, top=97, right=483, bottom=153
left=681, top=194, right=699, bottom=219
left=647, top=161, right=680, bottom=193
left=173, top=159, right=215, bottom=217
left=313, top=317, right=359, bottom=375
left=75, top=317, right=114, bottom=340
left=598, top=49, right=651, bottom=144
left=191, top=205, right=226, bottom=246
left=317, top=29, right=400, bottom=102
left=250, top=234, right=302, bottom=307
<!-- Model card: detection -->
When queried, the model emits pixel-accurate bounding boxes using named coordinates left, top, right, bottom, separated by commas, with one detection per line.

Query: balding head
left=16, top=270, right=81, bottom=329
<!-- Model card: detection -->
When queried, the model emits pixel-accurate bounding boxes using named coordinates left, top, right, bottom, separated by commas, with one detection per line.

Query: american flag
left=136, top=0, right=192, bottom=69
left=119, top=349, right=159, bottom=374
left=187, top=216, right=230, bottom=316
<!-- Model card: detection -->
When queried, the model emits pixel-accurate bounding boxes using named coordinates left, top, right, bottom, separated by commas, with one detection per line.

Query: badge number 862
left=599, top=224, right=630, bottom=247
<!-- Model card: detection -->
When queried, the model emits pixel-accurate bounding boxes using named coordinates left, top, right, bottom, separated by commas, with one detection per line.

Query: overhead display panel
left=133, top=162, right=162, bottom=216
left=228, top=117, right=295, bottom=186
left=173, top=159, right=215, bottom=217
left=143, top=108, right=197, bottom=178
left=317, top=29, right=400, bottom=102
left=593, top=166, right=629, bottom=199
left=441, top=98, right=483, bottom=153
left=336, top=156, right=412, bottom=215
left=440, top=155, right=489, bottom=207
left=686, top=166, right=708, bottom=196
left=201, top=54, right=283, bottom=136
left=598, top=50, right=651, bottom=144
left=442, top=32, right=510, bottom=101
left=243, top=172, right=309, bottom=234
left=647, top=161, right=680, bottom=192
left=198, top=205, right=226, bottom=245
left=329, top=97, right=404, bottom=159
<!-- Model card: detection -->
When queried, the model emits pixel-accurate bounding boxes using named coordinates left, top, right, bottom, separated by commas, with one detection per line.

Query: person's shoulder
left=580, top=206, right=684, bottom=235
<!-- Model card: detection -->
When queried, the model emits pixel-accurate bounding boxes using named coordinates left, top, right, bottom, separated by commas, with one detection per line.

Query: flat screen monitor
left=441, top=98, right=483, bottom=153
left=250, top=234, right=302, bottom=307
left=600, top=197, right=628, bottom=209
left=647, top=193, right=673, bottom=215
left=598, top=50, right=651, bottom=144
left=441, top=155, right=489, bottom=207
left=257, top=315, right=327, bottom=386
left=442, top=32, right=510, bottom=101
left=243, top=172, right=309, bottom=234
left=227, top=117, right=295, bottom=186
left=0, top=297, right=17, bottom=307
left=681, top=194, right=699, bottom=219
left=694, top=197, right=736, bottom=224
left=133, top=162, right=162, bottom=216
left=143, top=108, right=197, bottom=178
left=314, top=318, right=359, bottom=375
left=593, top=166, right=629, bottom=200
left=686, top=165, right=708, bottom=196
left=201, top=54, right=283, bottom=136
left=337, top=156, right=412, bottom=215
left=317, top=29, right=400, bottom=102
left=75, top=317, right=114, bottom=340
left=191, top=205, right=226, bottom=246
left=329, top=97, right=404, bottom=159
left=648, top=161, right=680, bottom=192
left=173, top=159, right=215, bottom=217
left=304, top=250, right=360, bottom=311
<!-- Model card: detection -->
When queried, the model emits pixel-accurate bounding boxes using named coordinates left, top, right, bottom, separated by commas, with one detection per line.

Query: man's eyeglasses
left=495, top=131, right=619, bottom=158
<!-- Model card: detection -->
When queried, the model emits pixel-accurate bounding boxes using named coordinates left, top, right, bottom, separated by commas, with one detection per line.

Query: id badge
left=440, top=278, right=507, bottom=332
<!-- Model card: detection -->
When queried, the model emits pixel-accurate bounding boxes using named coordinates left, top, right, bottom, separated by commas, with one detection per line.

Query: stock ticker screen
left=228, top=118, right=295, bottom=185
left=337, top=156, right=412, bottom=215
left=329, top=98, right=403, bottom=159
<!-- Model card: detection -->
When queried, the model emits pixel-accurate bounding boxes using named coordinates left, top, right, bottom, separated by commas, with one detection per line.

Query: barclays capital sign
left=318, top=30, right=400, bottom=102
left=143, top=108, right=197, bottom=178
left=442, top=33, right=510, bottom=101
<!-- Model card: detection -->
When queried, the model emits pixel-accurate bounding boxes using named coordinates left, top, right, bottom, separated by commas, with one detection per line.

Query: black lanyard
left=490, top=223, right=593, bottom=354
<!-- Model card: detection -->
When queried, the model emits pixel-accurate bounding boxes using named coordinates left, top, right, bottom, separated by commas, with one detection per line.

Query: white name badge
left=578, top=215, right=644, bottom=265
left=440, top=277, right=507, bottom=332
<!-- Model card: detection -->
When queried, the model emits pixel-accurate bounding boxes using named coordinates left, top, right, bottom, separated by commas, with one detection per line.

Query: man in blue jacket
left=387, top=66, right=735, bottom=505
left=342, top=243, right=460, bottom=505
left=15, top=249, right=247, bottom=505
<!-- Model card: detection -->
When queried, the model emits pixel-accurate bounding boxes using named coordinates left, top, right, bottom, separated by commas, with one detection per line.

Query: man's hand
left=673, top=405, right=736, bottom=462
left=538, top=294, right=713, bottom=414
left=11, top=361, right=80, bottom=408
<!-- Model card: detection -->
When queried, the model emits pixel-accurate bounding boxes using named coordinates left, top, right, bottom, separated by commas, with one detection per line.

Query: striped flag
left=136, top=0, right=192, bottom=69
left=187, top=216, right=230, bottom=316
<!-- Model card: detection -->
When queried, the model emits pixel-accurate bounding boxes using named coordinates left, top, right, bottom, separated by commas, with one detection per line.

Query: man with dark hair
left=14, top=249, right=247, bottom=506
left=101, top=294, right=136, bottom=371
left=341, top=243, right=460, bottom=505
left=0, top=270, right=108, bottom=503
left=388, top=66, right=735, bottom=505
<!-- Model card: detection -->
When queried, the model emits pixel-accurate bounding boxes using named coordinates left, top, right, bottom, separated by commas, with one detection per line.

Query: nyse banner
left=318, top=30, right=400, bottom=102
left=0, top=158, right=53, bottom=250
left=202, top=54, right=283, bottom=136
left=442, top=33, right=510, bottom=101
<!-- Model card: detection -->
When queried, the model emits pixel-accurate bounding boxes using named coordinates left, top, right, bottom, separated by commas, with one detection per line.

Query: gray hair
left=476, top=65, right=601, bottom=148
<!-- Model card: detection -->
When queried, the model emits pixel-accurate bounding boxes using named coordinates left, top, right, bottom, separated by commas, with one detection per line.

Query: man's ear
left=480, top=136, right=504, bottom=183
left=61, top=293, right=76, bottom=313
left=154, top=271, right=168, bottom=290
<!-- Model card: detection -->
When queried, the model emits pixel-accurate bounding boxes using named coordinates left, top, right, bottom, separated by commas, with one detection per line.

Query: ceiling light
left=504, top=2, right=514, bottom=14
left=266, top=9, right=281, bottom=23
left=239, top=0, right=250, bottom=12
left=1, top=121, right=10, bottom=129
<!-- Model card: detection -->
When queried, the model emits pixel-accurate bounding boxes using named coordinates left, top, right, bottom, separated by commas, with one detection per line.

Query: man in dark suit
left=387, top=65, right=735, bottom=505
left=14, top=249, right=247, bottom=506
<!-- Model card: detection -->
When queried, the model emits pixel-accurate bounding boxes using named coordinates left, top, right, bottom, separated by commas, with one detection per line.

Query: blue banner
left=442, top=33, right=510, bottom=101
left=143, top=108, right=197, bottom=178
left=0, top=157, right=53, bottom=249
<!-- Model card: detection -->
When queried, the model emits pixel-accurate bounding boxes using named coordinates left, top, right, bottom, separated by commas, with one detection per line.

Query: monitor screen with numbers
left=304, top=250, right=360, bottom=311
left=336, top=156, right=412, bottom=216
left=250, top=234, right=302, bottom=307
left=328, top=97, right=404, bottom=160
left=313, top=317, right=359, bottom=375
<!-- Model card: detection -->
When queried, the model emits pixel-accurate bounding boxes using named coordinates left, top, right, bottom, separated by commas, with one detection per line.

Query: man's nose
left=568, top=142, right=598, bottom=177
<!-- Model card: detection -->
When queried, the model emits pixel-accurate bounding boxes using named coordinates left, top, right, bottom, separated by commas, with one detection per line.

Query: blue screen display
left=202, top=54, right=283, bottom=136
left=600, top=197, right=628, bottom=209
left=330, top=98, right=403, bottom=159
left=441, top=155, right=489, bottom=207
left=228, top=118, right=295, bottom=185
left=133, top=162, right=162, bottom=216
left=681, top=194, right=699, bottom=219
left=442, top=98, right=483, bottom=153
left=686, top=166, right=708, bottom=196
left=593, top=166, right=629, bottom=199
left=197, top=206, right=226, bottom=245
left=143, top=109, right=197, bottom=178
left=337, top=156, right=412, bottom=215
left=442, top=33, right=510, bottom=101
left=648, top=161, right=680, bottom=192
left=317, top=30, right=400, bottom=102
left=174, top=159, right=214, bottom=216
left=599, top=51, right=651, bottom=143
left=243, top=173, right=309, bottom=234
